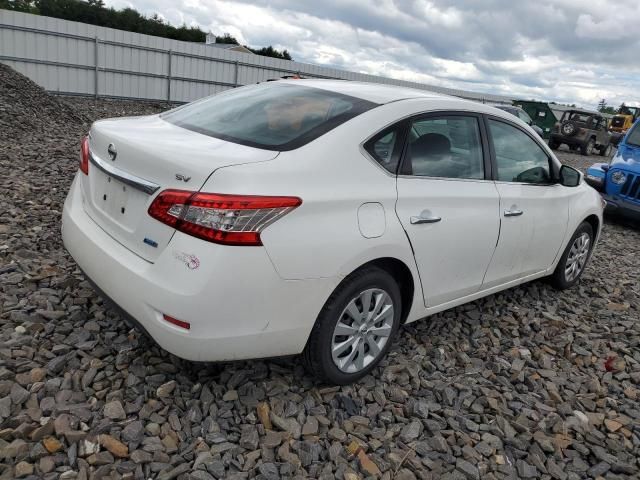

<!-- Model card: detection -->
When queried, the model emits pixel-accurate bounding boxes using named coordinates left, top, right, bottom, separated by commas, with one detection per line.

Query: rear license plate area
left=92, top=169, right=146, bottom=230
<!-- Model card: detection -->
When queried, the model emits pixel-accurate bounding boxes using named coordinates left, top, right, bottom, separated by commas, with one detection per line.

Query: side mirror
left=559, top=165, right=581, bottom=187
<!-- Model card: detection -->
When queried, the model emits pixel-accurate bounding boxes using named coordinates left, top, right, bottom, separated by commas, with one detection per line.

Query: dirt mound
left=0, top=62, right=89, bottom=142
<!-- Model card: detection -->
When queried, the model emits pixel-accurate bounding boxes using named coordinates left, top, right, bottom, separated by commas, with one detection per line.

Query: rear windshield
left=565, top=112, right=592, bottom=123
left=611, top=116, right=625, bottom=127
left=161, top=83, right=377, bottom=151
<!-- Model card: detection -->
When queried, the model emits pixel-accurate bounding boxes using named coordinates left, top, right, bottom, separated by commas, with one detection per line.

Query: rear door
left=482, top=117, right=569, bottom=288
left=393, top=113, right=500, bottom=307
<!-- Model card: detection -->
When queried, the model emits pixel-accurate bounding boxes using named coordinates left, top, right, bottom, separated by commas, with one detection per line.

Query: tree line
left=1, top=0, right=293, bottom=60
left=598, top=99, right=636, bottom=116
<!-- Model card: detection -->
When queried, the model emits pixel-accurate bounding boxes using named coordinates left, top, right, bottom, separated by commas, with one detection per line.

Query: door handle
left=410, top=214, right=442, bottom=224
left=504, top=209, right=524, bottom=217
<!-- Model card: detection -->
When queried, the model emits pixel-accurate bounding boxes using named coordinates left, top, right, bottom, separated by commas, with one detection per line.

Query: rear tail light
left=163, top=314, right=191, bottom=330
left=79, top=135, right=89, bottom=175
left=148, top=190, right=302, bottom=246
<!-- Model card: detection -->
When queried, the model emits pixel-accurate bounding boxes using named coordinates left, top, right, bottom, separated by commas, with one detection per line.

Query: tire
left=560, top=121, right=578, bottom=137
left=599, top=143, right=612, bottom=157
left=302, top=266, right=402, bottom=384
left=550, top=222, right=594, bottom=290
left=581, top=138, right=595, bottom=156
left=548, top=139, right=560, bottom=150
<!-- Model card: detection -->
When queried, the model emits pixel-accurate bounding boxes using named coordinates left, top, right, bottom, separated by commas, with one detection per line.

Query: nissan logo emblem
left=107, top=143, right=117, bottom=161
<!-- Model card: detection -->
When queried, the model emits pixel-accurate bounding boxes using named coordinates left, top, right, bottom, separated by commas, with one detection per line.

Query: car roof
left=278, top=79, right=447, bottom=104
left=566, top=109, right=601, bottom=117
left=277, top=79, right=529, bottom=125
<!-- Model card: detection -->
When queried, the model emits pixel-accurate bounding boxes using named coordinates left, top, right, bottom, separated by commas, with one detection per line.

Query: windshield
left=161, top=83, right=377, bottom=150
left=611, top=116, right=625, bottom=128
left=627, top=123, right=640, bottom=146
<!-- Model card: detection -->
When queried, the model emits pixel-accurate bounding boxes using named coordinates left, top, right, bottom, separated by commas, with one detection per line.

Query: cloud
left=105, top=0, right=640, bottom=109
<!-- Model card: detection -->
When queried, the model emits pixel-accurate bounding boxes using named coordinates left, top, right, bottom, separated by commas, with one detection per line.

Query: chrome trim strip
left=89, top=151, right=160, bottom=195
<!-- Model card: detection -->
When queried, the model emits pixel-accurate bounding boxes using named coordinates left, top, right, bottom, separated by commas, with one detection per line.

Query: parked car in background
left=586, top=119, right=640, bottom=220
left=62, top=81, right=604, bottom=384
left=549, top=109, right=612, bottom=156
left=609, top=106, right=640, bottom=146
left=493, top=105, right=544, bottom=138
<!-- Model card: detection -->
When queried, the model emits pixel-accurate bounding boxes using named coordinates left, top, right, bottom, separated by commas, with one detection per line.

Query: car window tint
left=364, top=127, right=402, bottom=173
left=161, top=83, right=377, bottom=151
left=489, top=119, right=552, bottom=184
left=403, top=116, right=484, bottom=179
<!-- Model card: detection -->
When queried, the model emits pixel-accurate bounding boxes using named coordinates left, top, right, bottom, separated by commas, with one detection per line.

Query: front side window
left=519, top=110, right=533, bottom=125
left=401, top=116, right=485, bottom=179
left=162, top=83, right=377, bottom=151
left=488, top=119, right=552, bottom=184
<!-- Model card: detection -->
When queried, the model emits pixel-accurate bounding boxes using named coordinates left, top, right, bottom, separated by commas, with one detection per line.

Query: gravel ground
left=1, top=63, right=639, bottom=480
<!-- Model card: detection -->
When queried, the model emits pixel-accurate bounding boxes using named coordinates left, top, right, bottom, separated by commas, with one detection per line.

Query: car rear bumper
left=62, top=174, right=336, bottom=362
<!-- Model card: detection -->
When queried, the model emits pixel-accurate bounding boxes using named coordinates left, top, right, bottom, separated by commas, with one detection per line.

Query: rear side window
left=402, top=116, right=485, bottom=179
left=161, top=83, right=377, bottom=151
left=364, top=126, right=404, bottom=173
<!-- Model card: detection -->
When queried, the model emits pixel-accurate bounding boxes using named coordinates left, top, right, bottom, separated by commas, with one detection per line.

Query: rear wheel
left=548, top=138, right=560, bottom=150
left=599, top=143, right=612, bottom=157
left=581, top=138, right=595, bottom=156
left=302, top=266, right=401, bottom=384
left=551, top=222, right=594, bottom=290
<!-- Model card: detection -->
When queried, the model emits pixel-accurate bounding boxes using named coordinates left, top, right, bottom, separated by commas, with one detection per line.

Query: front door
left=483, top=118, right=569, bottom=288
left=394, top=114, right=500, bottom=307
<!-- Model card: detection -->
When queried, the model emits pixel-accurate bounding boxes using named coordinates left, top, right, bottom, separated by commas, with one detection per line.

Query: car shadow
left=604, top=214, right=640, bottom=232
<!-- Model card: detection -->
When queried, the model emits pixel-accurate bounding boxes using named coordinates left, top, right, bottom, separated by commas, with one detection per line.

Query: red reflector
left=79, top=135, right=89, bottom=175
left=148, top=190, right=302, bottom=246
left=163, top=314, right=191, bottom=330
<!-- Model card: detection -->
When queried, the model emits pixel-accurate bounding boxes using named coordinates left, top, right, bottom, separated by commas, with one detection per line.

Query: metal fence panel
left=0, top=9, right=512, bottom=105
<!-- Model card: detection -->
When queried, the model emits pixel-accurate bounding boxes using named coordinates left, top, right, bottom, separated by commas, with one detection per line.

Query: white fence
left=0, top=9, right=512, bottom=105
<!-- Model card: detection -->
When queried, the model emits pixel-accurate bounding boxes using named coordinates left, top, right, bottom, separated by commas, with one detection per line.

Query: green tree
left=598, top=99, right=616, bottom=114
left=0, top=0, right=38, bottom=12
left=597, top=98, right=606, bottom=111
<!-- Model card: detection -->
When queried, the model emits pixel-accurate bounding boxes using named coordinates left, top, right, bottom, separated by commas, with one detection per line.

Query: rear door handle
left=504, top=209, right=524, bottom=217
left=410, top=214, right=442, bottom=224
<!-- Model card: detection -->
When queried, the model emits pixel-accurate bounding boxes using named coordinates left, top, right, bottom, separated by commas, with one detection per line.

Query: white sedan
left=62, top=80, right=603, bottom=384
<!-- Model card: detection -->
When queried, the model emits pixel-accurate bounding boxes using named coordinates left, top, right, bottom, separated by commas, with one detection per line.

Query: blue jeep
left=586, top=119, right=640, bottom=220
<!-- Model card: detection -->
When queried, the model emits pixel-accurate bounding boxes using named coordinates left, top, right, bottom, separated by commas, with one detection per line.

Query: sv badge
left=175, top=173, right=191, bottom=182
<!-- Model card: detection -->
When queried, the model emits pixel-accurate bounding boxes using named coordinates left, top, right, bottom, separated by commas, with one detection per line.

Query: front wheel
left=302, top=266, right=401, bottom=384
left=581, top=138, right=595, bottom=156
left=550, top=222, right=594, bottom=290
left=599, top=143, right=612, bottom=157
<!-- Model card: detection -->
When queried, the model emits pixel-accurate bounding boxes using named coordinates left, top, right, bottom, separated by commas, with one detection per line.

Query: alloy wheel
left=331, top=288, right=394, bottom=373
left=565, top=232, right=590, bottom=282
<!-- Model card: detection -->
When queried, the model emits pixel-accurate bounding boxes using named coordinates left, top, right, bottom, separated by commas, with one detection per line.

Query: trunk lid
left=81, top=114, right=278, bottom=262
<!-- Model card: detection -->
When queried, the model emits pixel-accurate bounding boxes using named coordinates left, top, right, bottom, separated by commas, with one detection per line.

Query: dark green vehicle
left=548, top=109, right=612, bottom=156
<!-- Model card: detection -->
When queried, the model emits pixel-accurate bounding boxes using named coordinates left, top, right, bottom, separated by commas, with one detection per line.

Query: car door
left=482, top=117, right=570, bottom=288
left=392, top=113, right=500, bottom=307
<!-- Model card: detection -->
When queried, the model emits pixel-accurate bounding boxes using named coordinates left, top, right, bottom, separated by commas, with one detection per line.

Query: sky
left=104, top=0, right=640, bottom=110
